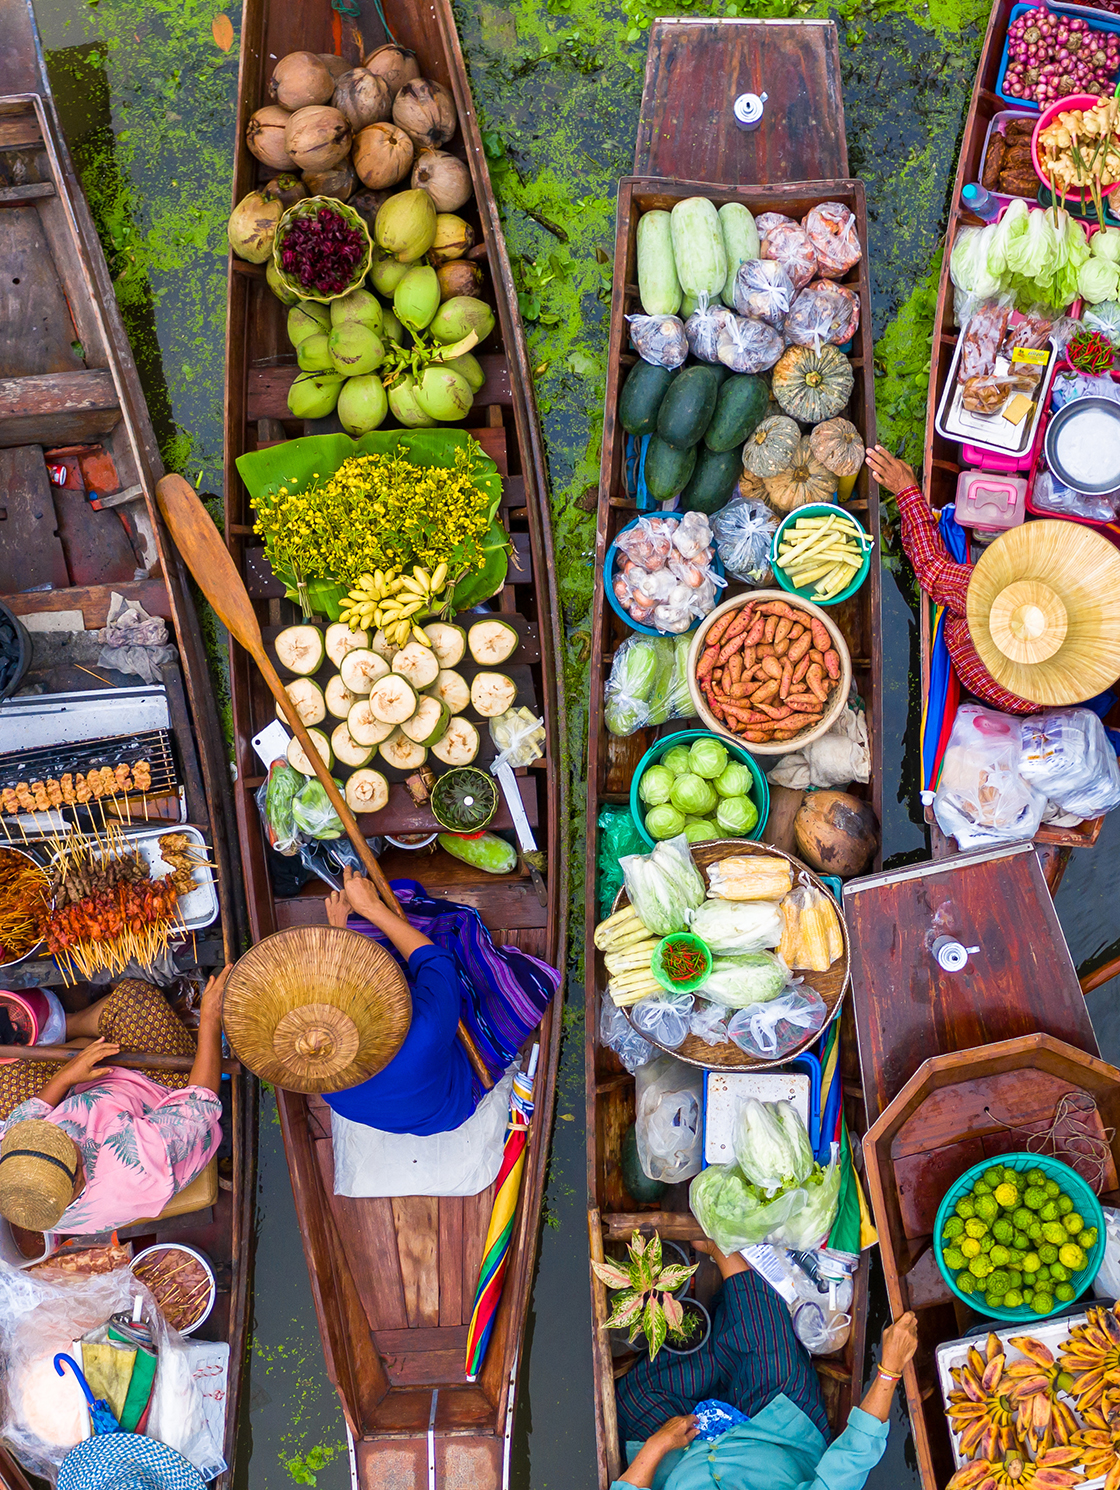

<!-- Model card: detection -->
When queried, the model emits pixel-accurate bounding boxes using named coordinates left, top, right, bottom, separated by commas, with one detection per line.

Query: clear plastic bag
left=685, top=298, right=736, bottom=363
left=802, top=203, right=862, bottom=279
left=933, top=704, right=1047, bottom=850
left=1050, top=369, right=1120, bottom=408
left=689, top=1000, right=730, bottom=1046
left=603, top=634, right=693, bottom=736
left=630, top=992, right=695, bottom=1049
left=291, top=778, right=344, bottom=840
left=756, top=212, right=795, bottom=235
left=1019, top=708, right=1120, bottom=818
left=256, top=759, right=303, bottom=856
left=635, top=1054, right=703, bottom=1184
left=761, top=222, right=818, bottom=290
left=711, top=497, right=777, bottom=585
left=732, top=260, right=795, bottom=328
left=1084, top=300, right=1120, bottom=346
left=600, top=990, right=655, bottom=1074
left=1031, top=468, right=1120, bottom=522
left=783, top=281, right=860, bottom=348
left=628, top=313, right=688, bottom=368
left=716, top=315, right=784, bottom=373
left=489, top=710, right=546, bottom=773
left=727, top=986, right=827, bottom=1060
left=688, top=1157, right=841, bottom=1251
left=620, top=834, right=706, bottom=937
left=733, top=1099, right=813, bottom=1192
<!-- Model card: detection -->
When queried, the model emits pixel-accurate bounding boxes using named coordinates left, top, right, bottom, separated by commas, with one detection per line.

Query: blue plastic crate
left=995, top=1, right=1120, bottom=111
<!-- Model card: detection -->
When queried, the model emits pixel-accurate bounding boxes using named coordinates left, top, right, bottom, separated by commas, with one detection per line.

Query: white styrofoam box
left=703, top=1070, right=811, bottom=1167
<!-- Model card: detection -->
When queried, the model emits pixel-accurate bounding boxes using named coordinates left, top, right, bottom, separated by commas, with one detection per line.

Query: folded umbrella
left=54, top=1353, right=120, bottom=1435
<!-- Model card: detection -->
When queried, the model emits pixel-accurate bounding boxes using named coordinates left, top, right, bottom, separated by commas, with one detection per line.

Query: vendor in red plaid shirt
left=866, top=445, right=1037, bottom=714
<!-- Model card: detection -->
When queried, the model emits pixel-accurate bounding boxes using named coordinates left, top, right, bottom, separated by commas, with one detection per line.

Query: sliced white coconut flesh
left=275, top=677, right=326, bottom=727
left=325, top=621, right=371, bottom=667
left=468, top=618, right=519, bottom=665
left=275, top=624, right=325, bottom=676
left=340, top=648, right=390, bottom=695
left=420, top=621, right=466, bottom=668
left=324, top=674, right=360, bottom=720
left=331, top=722, right=375, bottom=768
left=345, top=768, right=389, bottom=814
left=379, top=729, right=428, bottom=772
left=347, top=699, right=397, bottom=747
left=287, top=727, right=333, bottom=775
left=391, top=641, right=440, bottom=690
left=430, top=716, right=480, bottom=766
left=368, top=674, right=419, bottom=725
left=430, top=668, right=470, bottom=715
left=369, top=628, right=400, bottom=662
left=470, top=671, right=518, bottom=718
left=400, top=695, right=449, bottom=747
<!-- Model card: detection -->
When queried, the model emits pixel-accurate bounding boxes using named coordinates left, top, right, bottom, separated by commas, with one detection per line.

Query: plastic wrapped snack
left=783, top=281, right=860, bottom=348
left=933, top=704, right=1047, bottom=850
left=717, top=315, right=784, bottom=373
left=1019, top=709, right=1120, bottom=819
left=802, top=202, right=862, bottom=278
left=760, top=221, right=818, bottom=291
left=685, top=298, right=737, bottom=363
left=627, top=312, right=689, bottom=368
left=959, top=304, right=1012, bottom=381
left=711, top=497, right=777, bottom=586
left=732, top=259, right=795, bottom=328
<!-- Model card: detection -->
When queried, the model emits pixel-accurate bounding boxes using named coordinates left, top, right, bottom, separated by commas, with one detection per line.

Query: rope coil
left=984, top=1091, right=1116, bottom=1194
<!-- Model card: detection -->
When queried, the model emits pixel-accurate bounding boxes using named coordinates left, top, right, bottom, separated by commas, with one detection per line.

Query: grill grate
left=0, top=729, right=179, bottom=814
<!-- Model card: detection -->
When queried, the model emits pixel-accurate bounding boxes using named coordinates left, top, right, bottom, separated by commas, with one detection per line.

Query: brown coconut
left=793, top=791, right=879, bottom=879
left=427, top=213, right=475, bottom=267
left=349, top=188, right=390, bottom=227
left=411, top=149, right=472, bottom=213
left=246, top=105, right=295, bottom=171
left=270, top=52, right=336, bottom=111
left=352, top=122, right=414, bottom=189
left=263, top=173, right=308, bottom=210
left=392, top=78, right=457, bottom=150
left=362, top=43, right=420, bottom=99
left=317, top=53, right=350, bottom=81
left=302, top=161, right=357, bottom=201
left=331, top=68, right=392, bottom=133
left=436, top=260, right=483, bottom=301
left=284, top=105, right=353, bottom=173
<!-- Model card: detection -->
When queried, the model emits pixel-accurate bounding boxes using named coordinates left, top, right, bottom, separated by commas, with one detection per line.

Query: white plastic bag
left=600, top=992, right=655, bottom=1074
left=685, top=297, right=736, bottom=362
left=716, top=316, right=783, bottom=374
left=766, top=707, right=870, bottom=791
left=933, top=704, right=1047, bottom=850
left=635, top=1054, right=703, bottom=1184
left=689, top=1000, right=729, bottom=1047
left=630, top=993, right=695, bottom=1049
left=727, top=986, right=827, bottom=1061
left=1019, top=709, right=1120, bottom=819
left=732, top=260, right=795, bottom=327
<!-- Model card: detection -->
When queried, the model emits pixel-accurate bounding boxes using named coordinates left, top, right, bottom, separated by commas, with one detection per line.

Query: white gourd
left=670, top=197, right=727, bottom=301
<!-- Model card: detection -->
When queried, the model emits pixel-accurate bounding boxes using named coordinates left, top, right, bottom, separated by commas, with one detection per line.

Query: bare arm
left=340, top=867, right=433, bottom=959
left=37, top=1038, right=121, bottom=1110
left=617, top=1416, right=698, bottom=1489
left=188, top=966, right=231, bottom=1096
left=858, top=1311, right=919, bottom=1423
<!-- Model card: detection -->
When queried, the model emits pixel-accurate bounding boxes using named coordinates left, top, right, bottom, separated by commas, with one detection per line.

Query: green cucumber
left=619, top=359, right=677, bottom=437
left=636, top=209, right=682, bottom=316
left=656, top=364, right=720, bottom=450
left=437, top=831, right=518, bottom=875
left=681, top=446, right=743, bottom=514
left=644, top=436, right=696, bottom=501
left=704, top=374, right=770, bottom=453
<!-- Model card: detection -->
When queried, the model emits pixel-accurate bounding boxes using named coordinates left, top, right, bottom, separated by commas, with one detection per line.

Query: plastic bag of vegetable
left=630, top=992, right=695, bottom=1049
left=732, top=260, right=795, bottom=328
left=620, top=834, right=706, bottom=937
left=598, top=805, right=648, bottom=916
left=688, top=1161, right=768, bottom=1252
left=257, top=760, right=303, bottom=855
left=689, top=1155, right=842, bottom=1252
left=1084, top=300, right=1120, bottom=346
left=716, top=315, right=783, bottom=374
left=783, top=281, right=860, bottom=348
left=627, top=313, right=689, bottom=368
left=688, top=898, right=783, bottom=955
left=603, top=634, right=692, bottom=736
left=698, top=952, right=791, bottom=1008
left=711, top=497, right=776, bottom=586
left=727, top=985, right=827, bottom=1061
left=802, top=202, right=862, bottom=278
left=685, top=297, right=737, bottom=363
left=636, top=1054, right=703, bottom=1183
left=732, top=1098, right=814, bottom=1193
left=950, top=223, right=1002, bottom=320
left=760, top=220, right=818, bottom=290
left=291, top=778, right=345, bottom=840
left=689, top=1000, right=729, bottom=1046
left=600, top=991, right=655, bottom=1074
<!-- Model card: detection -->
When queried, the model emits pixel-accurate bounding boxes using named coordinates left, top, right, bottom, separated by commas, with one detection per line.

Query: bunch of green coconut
left=227, top=43, right=495, bottom=432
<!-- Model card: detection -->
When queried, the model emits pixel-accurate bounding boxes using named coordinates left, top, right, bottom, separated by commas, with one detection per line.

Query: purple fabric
left=346, top=879, right=560, bottom=1081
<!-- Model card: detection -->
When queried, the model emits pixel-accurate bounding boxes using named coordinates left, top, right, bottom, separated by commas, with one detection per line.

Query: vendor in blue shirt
left=613, top=1240, right=918, bottom=1490
left=321, top=867, right=478, bottom=1137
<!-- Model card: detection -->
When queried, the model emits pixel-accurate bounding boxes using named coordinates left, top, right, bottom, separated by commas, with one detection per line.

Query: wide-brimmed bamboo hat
left=967, top=520, right=1120, bottom=706
left=221, top=926, right=412, bottom=1093
left=0, top=1119, right=79, bottom=1229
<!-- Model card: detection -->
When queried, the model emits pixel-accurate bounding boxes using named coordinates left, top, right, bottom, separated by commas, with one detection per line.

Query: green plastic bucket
left=630, top=729, right=770, bottom=849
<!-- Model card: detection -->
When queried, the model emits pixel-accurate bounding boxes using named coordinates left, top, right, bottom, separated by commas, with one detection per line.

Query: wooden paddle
left=154, top=473, right=493, bottom=1088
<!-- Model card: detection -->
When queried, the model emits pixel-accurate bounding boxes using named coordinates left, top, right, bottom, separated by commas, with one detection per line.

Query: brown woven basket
left=610, top=839, right=849, bottom=1071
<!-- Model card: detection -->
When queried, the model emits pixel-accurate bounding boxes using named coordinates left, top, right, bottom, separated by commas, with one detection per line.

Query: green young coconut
left=327, top=322, right=386, bottom=374
left=442, top=351, right=485, bottom=392
left=429, top=295, right=494, bottom=345
left=394, top=264, right=440, bottom=331
left=266, top=260, right=300, bottom=306
left=369, top=252, right=410, bottom=296
left=338, top=374, right=389, bottom=435
left=287, top=370, right=345, bottom=419
left=386, top=374, right=436, bottom=427
left=374, top=188, right=437, bottom=262
left=413, top=365, right=472, bottom=421
left=381, top=307, right=407, bottom=345
left=296, top=333, right=333, bottom=372
left=330, top=288, right=383, bottom=331
left=288, top=301, right=331, bottom=345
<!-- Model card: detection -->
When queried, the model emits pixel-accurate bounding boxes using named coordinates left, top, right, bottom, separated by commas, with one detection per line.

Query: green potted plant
left=664, top=1296, right=712, bottom=1356
left=592, top=1230, right=698, bottom=1361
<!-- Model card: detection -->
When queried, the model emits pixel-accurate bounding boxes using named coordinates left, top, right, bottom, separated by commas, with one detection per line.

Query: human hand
left=341, top=866, right=386, bottom=921
left=865, top=444, right=919, bottom=497
left=61, top=1038, right=121, bottom=1087
left=200, top=965, right=233, bottom=1028
left=693, top=1237, right=748, bottom=1280
left=325, top=889, right=351, bottom=929
left=649, top=1416, right=699, bottom=1455
left=881, top=1311, right=919, bottom=1375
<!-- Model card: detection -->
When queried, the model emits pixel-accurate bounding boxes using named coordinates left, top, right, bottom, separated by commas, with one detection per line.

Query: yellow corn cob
left=779, top=888, right=842, bottom=972
left=706, top=855, right=793, bottom=902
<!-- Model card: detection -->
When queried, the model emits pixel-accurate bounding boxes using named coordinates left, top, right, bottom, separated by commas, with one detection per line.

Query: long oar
left=155, top=473, right=492, bottom=1087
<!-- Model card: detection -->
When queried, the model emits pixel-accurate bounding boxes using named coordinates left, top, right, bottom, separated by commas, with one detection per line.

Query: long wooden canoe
left=919, top=0, right=1120, bottom=878
left=0, top=1, right=253, bottom=1483
left=223, top=0, right=567, bottom=1482
left=586, top=22, right=877, bottom=1484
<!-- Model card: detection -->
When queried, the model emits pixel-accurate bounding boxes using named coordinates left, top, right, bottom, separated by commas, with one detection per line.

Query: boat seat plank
left=0, top=203, right=84, bottom=377
left=391, top=1197, right=441, bottom=1329
left=246, top=355, right=513, bottom=422
left=273, top=876, right=549, bottom=935
left=903, top=1244, right=956, bottom=1311
left=893, top=1136, right=990, bottom=1240
left=374, top=1324, right=469, bottom=1354
left=438, top=1197, right=464, bottom=1327
left=378, top=1347, right=467, bottom=1388
left=52, top=486, right=139, bottom=587
left=0, top=578, right=172, bottom=626
left=0, top=182, right=55, bottom=206
left=0, top=369, right=120, bottom=448
left=0, top=444, right=68, bottom=590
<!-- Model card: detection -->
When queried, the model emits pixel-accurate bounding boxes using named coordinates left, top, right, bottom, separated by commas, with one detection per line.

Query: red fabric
left=897, top=484, right=1036, bottom=715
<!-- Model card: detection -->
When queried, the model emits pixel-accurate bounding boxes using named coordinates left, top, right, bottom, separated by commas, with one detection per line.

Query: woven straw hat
left=967, top=520, right=1120, bottom=706
left=0, top=1119, right=79, bottom=1229
left=221, top=926, right=411, bottom=1093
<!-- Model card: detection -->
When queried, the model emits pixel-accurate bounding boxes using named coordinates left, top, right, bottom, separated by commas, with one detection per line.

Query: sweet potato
left=756, top=701, right=791, bottom=720
left=823, top=648, right=840, bottom=680
left=788, top=633, right=812, bottom=664
left=792, top=654, right=811, bottom=685
left=743, top=728, right=777, bottom=741
left=745, top=617, right=765, bottom=646
left=752, top=678, right=780, bottom=704
left=761, top=657, right=783, bottom=681
left=805, top=663, right=829, bottom=702
left=781, top=712, right=824, bottom=731
left=810, top=617, right=830, bottom=652
left=788, top=622, right=805, bottom=639
left=721, top=606, right=755, bottom=643
left=697, top=645, right=720, bottom=683
left=763, top=615, right=777, bottom=643
left=757, top=600, right=799, bottom=620
left=742, top=645, right=756, bottom=669
left=786, top=693, right=820, bottom=711
left=709, top=699, right=726, bottom=722
left=809, top=648, right=825, bottom=667
left=704, top=610, right=735, bottom=647
left=720, top=703, right=770, bottom=724
left=757, top=643, right=775, bottom=659
left=774, top=637, right=790, bottom=658
left=717, top=633, right=747, bottom=665
left=728, top=652, right=743, bottom=687
left=774, top=617, right=792, bottom=646
left=780, top=661, right=792, bottom=700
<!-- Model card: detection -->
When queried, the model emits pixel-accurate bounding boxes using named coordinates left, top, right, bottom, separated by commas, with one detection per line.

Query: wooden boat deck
left=0, top=3, right=252, bottom=1483
left=224, top=0, right=566, bottom=1481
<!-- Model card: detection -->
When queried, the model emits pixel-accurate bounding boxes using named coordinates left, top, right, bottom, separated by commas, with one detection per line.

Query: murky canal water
left=29, top=0, right=1120, bottom=1482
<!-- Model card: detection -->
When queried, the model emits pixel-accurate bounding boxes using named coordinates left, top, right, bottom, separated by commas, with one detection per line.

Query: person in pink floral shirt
left=0, top=969, right=229, bottom=1235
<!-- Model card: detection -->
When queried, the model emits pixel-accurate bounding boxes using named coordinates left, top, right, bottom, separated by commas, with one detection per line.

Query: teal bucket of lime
left=630, top=729, right=769, bottom=849
left=933, top=1152, right=1105, bottom=1323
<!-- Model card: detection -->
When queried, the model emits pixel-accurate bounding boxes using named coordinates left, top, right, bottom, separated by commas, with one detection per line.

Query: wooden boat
left=586, top=21, right=877, bottom=1484
left=844, top=841, right=1104, bottom=1490
left=0, top=1, right=253, bottom=1484
left=222, top=0, right=567, bottom=1482
left=920, top=0, right=1120, bottom=880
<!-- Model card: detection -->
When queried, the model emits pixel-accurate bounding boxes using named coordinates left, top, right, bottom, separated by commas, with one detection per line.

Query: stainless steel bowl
left=1044, top=396, right=1120, bottom=495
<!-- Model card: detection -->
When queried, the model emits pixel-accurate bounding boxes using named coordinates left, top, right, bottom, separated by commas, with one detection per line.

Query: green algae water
left=30, top=0, right=1120, bottom=1481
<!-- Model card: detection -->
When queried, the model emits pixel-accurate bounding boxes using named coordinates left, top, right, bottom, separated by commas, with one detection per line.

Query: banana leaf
left=235, top=429, right=508, bottom=617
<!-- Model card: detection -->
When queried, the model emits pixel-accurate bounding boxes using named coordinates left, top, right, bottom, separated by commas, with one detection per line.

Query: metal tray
left=935, top=331, right=1057, bottom=457
left=49, top=824, right=219, bottom=932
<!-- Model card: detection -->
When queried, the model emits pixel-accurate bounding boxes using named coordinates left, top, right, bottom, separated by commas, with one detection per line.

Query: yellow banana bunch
left=338, top=569, right=406, bottom=631
left=339, top=562, right=454, bottom=640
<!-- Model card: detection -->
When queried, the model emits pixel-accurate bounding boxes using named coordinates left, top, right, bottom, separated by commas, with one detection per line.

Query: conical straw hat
left=967, top=520, right=1120, bottom=707
left=222, top=927, right=411, bottom=1093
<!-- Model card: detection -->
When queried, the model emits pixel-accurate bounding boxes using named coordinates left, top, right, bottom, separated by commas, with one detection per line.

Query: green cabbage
left=715, top=761, right=752, bottom=798
left=699, top=952, right=789, bottom=1008
left=950, top=224, right=1002, bottom=301
left=1092, top=227, right=1120, bottom=265
left=690, top=899, right=783, bottom=954
left=714, top=794, right=758, bottom=837
left=638, top=764, right=675, bottom=806
left=688, top=1163, right=765, bottom=1253
left=1079, top=255, right=1120, bottom=306
left=688, top=737, right=729, bottom=781
left=684, top=819, right=719, bottom=844
left=661, top=744, right=693, bottom=776
left=646, top=804, right=687, bottom=840
left=670, top=773, right=718, bottom=816
left=689, top=1157, right=841, bottom=1252
left=734, top=1098, right=814, bottom=1194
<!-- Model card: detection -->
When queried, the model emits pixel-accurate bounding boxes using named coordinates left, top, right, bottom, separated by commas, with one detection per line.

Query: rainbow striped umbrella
left=464, top=1046, right=539, bottom=1381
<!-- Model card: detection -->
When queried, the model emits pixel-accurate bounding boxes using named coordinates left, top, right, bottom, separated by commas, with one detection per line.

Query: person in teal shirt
left=612, top=1240, right=918, bottom=1490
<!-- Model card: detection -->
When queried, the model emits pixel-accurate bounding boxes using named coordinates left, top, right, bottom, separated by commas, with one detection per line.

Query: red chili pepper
left=661, top=938, right=705, bottom=982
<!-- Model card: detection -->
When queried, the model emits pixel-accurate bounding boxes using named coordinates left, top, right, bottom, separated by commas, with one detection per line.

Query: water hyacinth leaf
left=643, top=1296, right=668, bottom=1361
left=590, top=1258, right=633, bottom=1291
left=603, top=1287, right=644, bottom=1331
